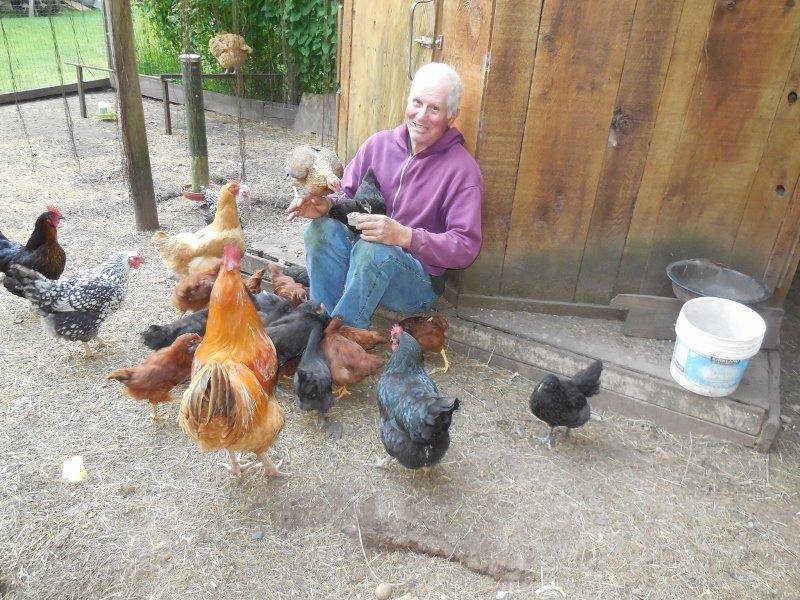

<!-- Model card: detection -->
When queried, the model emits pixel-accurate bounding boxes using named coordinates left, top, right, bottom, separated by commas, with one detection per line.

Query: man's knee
left=351, top=240, right=403, bottom=269
left=304, top=217, right=346, bottom=249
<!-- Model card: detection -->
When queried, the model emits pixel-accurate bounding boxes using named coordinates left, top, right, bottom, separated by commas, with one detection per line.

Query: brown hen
left=398, top=314, right=451, bottom=374
left=321, top=317, right=384, bottom=398
left=171, top=263, right=265, bottom=314
left=107, top=333, right=200, bottom=420
left=268, top=263, right=308, bottom=307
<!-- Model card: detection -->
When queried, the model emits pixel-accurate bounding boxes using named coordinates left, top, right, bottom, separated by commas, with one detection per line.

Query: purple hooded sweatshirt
left=337, top=124, right=483, bottom=278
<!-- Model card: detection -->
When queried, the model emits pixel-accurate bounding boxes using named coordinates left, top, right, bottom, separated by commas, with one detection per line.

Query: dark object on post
left=180, top=53, right=209, bottom=193
left=106, top=0, right=159, bottom=231
left=666, top=259, right=772, bottom=306
left=328, top=167, right=387, bottom=235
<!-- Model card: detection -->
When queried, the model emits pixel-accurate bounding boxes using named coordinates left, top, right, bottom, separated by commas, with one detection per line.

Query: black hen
left=267, top=300, right=330, bottom=364
left=1, top=206, right=66, bottom=298
left=141, top=291, right=292, bottom=350
left=328, top=167, right=386, bottom=235
left=293, top=321, right=334, bottom=416
left=376, top=329, right=459, bottom=471
left=529, top=360, right=603, bottom=446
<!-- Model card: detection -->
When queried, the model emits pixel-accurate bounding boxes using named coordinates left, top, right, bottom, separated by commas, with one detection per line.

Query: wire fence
left=0, top=4, right=108, bottom=95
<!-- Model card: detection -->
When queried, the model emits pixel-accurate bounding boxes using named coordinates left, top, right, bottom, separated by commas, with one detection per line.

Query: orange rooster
left=178, top=245, right=286, bottom=477
left=152, top=181, right=247, bottom=277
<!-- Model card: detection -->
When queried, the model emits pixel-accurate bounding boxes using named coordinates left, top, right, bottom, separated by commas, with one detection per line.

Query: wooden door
left=337, top=0, right=437, bottom=163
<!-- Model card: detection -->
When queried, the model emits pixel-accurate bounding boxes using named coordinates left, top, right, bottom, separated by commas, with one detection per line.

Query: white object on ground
left=61, top=455, right=87, bottom=483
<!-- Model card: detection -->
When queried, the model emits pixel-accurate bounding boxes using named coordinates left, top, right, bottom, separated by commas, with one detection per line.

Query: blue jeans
left=304, top=217, right=440, bottom=328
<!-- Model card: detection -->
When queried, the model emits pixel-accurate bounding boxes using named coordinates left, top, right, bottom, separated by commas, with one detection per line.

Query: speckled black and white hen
left=6, top=250, right=145, bottom=357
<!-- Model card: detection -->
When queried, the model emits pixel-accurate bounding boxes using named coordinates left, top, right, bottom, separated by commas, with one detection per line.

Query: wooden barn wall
left=337, top=0, right=800, bottom=306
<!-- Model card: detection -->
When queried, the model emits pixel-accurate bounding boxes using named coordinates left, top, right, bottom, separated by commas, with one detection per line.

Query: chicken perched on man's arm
left=376, top=326, right=459, bottom=471
left=6, top=250, right=144, bottom=358
left=107, top=333, right=201, bottom=420
left=529, top=359, right=603, bottom=446
left=152, top=181, right=247, bottom=277
left=1, top=205, right=66, bottom=298
left=398, top=314, right=451, bottom=374
left=179, top=245, right=286, bottom=477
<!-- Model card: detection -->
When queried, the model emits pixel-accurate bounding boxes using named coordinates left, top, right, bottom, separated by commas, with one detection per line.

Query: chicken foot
left=219, top=451, right=291, bottom=477
left=429, top=349, right=452, bottom=375
left=149, top=402, right=166, bottom=421
left=372, top=454, right=393, bottom=469
left=537, top=426, right=557, bottom=447
left=333, top=385, right=351, bottom=399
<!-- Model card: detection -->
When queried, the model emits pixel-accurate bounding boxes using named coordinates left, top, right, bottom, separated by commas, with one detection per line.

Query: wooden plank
left=499, top=0, right=638, bottom=301
left=764, top=172, right=800, bottom=296
left=0, top=79, right=109, bottom=105
left=457, top=293, right=626, bottom=320
left=614, top=1, right=716, bottom=294
left=640, top=1, right=800, bottom=296
left=336, top=0, right=354, bottom=161
left=345, top=0, right=430, bottom=162
left=574, top=0, right=685, bottom=304
left=729, top=38, right=800, bottom=281
left=458, top=0, right=543, bottom=299
left=756, top=350, right=782, bottom=452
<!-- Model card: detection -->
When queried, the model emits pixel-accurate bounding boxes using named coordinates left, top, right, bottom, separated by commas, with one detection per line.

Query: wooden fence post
left=107, top=0, right=159, bottom=231
left=180, top=53, right=209, bottom=192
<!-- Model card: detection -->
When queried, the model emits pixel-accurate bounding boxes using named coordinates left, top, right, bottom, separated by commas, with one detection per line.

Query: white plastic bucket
left=670, top=297, right=766, bottom=397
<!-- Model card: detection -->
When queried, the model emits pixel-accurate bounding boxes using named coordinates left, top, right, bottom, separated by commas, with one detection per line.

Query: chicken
left=267, top=300, right=330, bottom=365
left=198, top=182, right=251, bottom=226
left=268, top=263, right=308, bottom=307
left=281, top=264, right=309, bottom=287
left=398, top=313, right=450, bottom=374
left=338, top=324, right=388, bottom=350
left=376, top=326, right=459, bottom=471
left=208, top=32, right=253, bottom=74
left=6, top=250, right=145, bottom=358
left=152, top=181, right=246, bottom=277
left=140, top=291, right=293, bottom=351
left=293, top=321, right=334, bottom=417
left=327, top=167, right=387, bottom=235
left=529, top=360, right=603, bottom=446
left=178, top=245, right=286, bottom=477
left=107, top=333, right=201, bottom=420
left=1, top=205, right=66, bottom=298
left=321, top=316, right=384, bottom=398
left=171, top=262, right=264, bottom=314
left=286, top=145, right=344, bottom=197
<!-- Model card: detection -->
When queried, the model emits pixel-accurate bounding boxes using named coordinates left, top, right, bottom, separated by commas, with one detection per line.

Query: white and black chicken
left=6, top=250, right=145, bottom=357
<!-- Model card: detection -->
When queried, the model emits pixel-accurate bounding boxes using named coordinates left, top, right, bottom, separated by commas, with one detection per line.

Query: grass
left=0, top=10, right=108, bottom=94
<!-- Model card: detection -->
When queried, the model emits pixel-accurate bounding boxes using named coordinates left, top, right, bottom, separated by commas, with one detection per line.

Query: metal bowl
left=666, top=259, right=772, bottom=306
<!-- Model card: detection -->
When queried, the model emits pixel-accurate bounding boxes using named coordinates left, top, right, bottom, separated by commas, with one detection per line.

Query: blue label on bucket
left=672, top=338, right=749, bottom=389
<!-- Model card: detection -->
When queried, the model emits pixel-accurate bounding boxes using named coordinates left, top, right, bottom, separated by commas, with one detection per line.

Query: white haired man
left=285, top=62, right=483, bottom=328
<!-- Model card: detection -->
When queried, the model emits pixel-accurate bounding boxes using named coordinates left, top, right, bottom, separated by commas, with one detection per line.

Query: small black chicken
left=529, top=360, right=603, bottom=446
left=293, top=321, right=335, bottom=419
left=375, top=327, right=459, bottom=471
left=327, top=167, right=387, bottom=235
left=267, top=300, right=330, bottom=365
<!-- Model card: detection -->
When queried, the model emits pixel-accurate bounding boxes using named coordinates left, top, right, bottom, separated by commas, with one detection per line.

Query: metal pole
left=180, top=53, right=209, bottom=192
left=161, top=76, right=172, bottom=135
left=76, top=65, right=87, bottom=118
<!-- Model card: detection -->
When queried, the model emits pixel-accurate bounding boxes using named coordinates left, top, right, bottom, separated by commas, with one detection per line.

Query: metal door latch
left=414, top=35, right=443, bottom=50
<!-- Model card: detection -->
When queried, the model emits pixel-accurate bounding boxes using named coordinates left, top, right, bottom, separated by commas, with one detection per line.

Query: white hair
left=409, top=62, right=463, bottom=118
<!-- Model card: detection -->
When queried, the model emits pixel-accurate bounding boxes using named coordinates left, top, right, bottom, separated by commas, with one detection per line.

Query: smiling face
left=404, top=79, right=457, bottom=155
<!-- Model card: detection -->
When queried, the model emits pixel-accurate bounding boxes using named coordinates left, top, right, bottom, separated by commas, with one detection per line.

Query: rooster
left=1, top=205, right=66, bottom=298
left=152, top=181, right=247, bottom=277
left=6, top=250, right=144, bottom=358
left=209, top=32, right=252, bottom=74
left=286, top=145, right=344, bottom=197
left=178, top=245, right=286, bottom=477
left=107, top=333, right=201, bottom=420
left=375, top=326, right=459, bottom=471
left=529, top=360, right=603, bottom=446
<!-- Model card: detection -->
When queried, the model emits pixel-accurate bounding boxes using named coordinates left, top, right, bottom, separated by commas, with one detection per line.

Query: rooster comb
left=223, top=244, right=243, bottom=263
left=390, top=324, right=403, bottom=336
left=46, top=205, right=63, bottom=217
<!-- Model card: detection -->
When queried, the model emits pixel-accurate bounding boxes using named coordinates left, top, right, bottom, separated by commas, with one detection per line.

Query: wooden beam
left=107, top=0, right=159, bottom=231
left=0, top=79, right=109, bottom=106
left=180, top=53, right=209, bottom=192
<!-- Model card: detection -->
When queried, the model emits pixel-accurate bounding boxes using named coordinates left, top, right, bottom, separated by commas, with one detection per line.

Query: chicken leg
left=150, top=402, right=166, bottom=421
left=537, top=426, right=557, bottom=447
left=429, top=348, right=452, bottom=375
left=333, top=385, right=351, bottom=399
left=82, top=342, right=96, bottom=359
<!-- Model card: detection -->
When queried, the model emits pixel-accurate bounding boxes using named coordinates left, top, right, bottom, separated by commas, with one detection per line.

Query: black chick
left=376, top=328, right=459, bottom=471
left=267, top=300, right=330, bottom=365
left=140, top=291, right=292, bottom=350
left=529, top=360, right=603, bottom=446
left=328, top=167, right=387, bottom=235
left=293, top=321, right=335, bottom=419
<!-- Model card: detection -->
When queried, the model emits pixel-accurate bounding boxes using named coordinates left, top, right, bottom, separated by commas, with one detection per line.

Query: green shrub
left=134, top=0, right=336, bottom=102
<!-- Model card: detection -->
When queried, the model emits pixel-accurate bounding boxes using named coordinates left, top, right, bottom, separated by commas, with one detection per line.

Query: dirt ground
left=1, top=91, right=799, bottom=600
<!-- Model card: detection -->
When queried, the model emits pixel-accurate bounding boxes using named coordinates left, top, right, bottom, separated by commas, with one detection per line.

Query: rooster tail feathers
left=106, top=368, right=133, bottom=382
left=179, top=362, right=257, bottom=444
left=572, top=360, right=603, bottom=397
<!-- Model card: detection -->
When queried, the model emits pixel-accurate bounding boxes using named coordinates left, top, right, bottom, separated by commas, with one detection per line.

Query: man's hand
left=356, top=214, right=412, bottom=248
left=284, top=189, right=332, bottom=222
